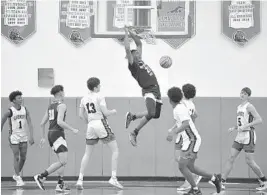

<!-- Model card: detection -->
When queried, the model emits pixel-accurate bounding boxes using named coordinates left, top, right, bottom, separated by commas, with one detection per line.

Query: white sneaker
left=16, top=176, right=25, bottom=187
left=256, top=181, right=267, bottom=191
left=195, top=175, right=202, bottom=185
left=55, top=183, right=71, bottom=192
left=13, top=175, right=19, bottom=181
left=177, top=180, right=191, bottom=191
left=76, top=179, right=84, bottom=190
left=109, top=177, right=123, bottom=189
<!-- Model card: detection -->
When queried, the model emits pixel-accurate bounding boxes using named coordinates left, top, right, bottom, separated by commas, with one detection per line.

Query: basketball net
left=129, top=27, right=157, bottom=45
left=123, top=6, right=157, bottom=45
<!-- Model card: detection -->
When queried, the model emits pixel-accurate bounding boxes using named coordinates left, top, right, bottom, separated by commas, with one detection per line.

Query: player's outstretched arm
left=128, top=29, right=142, bottom=57
left=79, top=107, right=88, bottom=124
left=57, top=104, right=78, bottom=133
left=26, top=108, right=34, bottom=145
left=1, top=109, right=11, bottom=132
left=40, top=110, right=49, bottom=139
left=124, top=27, right=133, bottom=65
left=191, top=109, right=198, bottom=123
left=99, top=97, right=116, bottom=117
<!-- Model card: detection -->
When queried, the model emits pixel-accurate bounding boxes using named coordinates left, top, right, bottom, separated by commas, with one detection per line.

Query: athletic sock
left=40, top=170, right=48, bottom=178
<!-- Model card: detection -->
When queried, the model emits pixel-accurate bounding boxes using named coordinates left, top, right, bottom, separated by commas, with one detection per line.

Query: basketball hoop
left=122, top=5, right=157, bottom=45
left=128, top=26, right=157, bottom=45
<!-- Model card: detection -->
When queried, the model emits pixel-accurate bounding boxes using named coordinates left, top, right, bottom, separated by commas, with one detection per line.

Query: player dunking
left=124, top=26, right=162, bottom=147
left=176, top=84, right=202, bottom=191
left=1, top=91, right=34, bottom=186
left=221, top=87, right=267, bottom=191
left=76, top=77, right=123, bottom=189
left=34, top=85, right=79, bottom=192
left=167, top=87, right=222, bottom=195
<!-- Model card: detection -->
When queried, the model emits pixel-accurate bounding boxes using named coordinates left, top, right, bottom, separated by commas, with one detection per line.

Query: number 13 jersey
left=80, top=92, right=106, bottom=123
left=9, top=106, right=27, bottom=136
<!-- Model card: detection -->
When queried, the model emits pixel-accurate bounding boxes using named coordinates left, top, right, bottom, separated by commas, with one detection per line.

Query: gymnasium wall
left=1, top=97, right=267, bottom=178
left=1, top=1, right=267, bottom=179
left=1, top=1, right=267, bottom=97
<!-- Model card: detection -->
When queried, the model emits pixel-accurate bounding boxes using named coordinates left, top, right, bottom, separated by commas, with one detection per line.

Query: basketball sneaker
left=76, top=179, right=84, bottom=190
left=210, top=174, right=222, bottom=193
left=109, top=177, right=123, bottom=189
left=55, top=182, right=70, bottom=192
left=34, top=174, right=45, bottom=190
left=177, top=175, right=202, bottom=191
left=129, top=132, right=137, bottom=147
left=185, top=188, right=202, bottom=195
left=125, top=112, right=133, bottom=129
left=16, top=177, right=25, bottom=187
left=256, top=181, right=267, bottom=191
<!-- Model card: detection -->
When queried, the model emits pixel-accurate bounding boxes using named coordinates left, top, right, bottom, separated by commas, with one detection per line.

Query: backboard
left=90, top=0, right=194, bottom=39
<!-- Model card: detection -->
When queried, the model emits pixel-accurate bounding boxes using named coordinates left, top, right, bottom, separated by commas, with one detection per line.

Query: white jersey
left=9, top=106, right=27, bottom=136
left=236, top=102, right=255, bottom=142
left=80, top=92, right=106, bottom=123
left=173, top=103, right=201, bottom=143
left=182, top=99, right=196, bottom=116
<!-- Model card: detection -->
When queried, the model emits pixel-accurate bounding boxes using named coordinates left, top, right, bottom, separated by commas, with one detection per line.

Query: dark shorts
left=142, top=85, right=161, bottom=100
left=142, top=85, right=162, bottom=119
left=48, top=130, right=68, bottom=153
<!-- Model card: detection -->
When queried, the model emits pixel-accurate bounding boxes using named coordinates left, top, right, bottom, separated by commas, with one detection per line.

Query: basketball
left=160, top=56, right=172, bottom=69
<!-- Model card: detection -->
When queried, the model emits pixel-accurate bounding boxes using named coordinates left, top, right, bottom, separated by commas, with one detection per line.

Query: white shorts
left=86, top=119, right=115, bottom=145
left=10, top=134, right=28, bottom=145
left=181, top=137, right=202, bottom=153
left=235, top=131, right=256, bottom=145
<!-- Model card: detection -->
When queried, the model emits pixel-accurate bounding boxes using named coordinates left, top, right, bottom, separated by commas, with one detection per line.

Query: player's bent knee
left=55, top=145, right=68, bottom=154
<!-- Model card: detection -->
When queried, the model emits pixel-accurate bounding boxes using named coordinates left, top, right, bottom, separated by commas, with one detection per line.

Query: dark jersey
left=128, top=60, right=158, bottom=89
left=48, top=101, right=66, bottom=131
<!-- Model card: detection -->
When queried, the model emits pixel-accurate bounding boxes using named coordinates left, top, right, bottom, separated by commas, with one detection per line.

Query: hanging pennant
left=59, top=0, right=94, bottom=47
left=1, top=0, right=36, bottom=45
left=222, top=0, right=261, bottom=47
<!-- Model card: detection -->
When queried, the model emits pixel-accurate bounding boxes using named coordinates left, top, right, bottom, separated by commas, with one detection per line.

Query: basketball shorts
left=232, top=131, right=256, bottom=153
left=86, top=119, right=116, bottom=145
left=9, top=133, right=28, bottom=145
left=142, top=85, right=162, bottom=101
left=142, top=85, right=162, bottom=118
left=48, top=130, right=68, bottom=153
left=180, top=138, right=202, bottom=160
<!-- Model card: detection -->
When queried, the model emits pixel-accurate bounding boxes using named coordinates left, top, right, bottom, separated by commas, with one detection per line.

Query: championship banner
left=1, top=0, right=36, bottom=45
left=91, top=0, right=195, bottom=49
left=59, top=0, right=94, bottom=47
left=222, top=0, right=261, bottom=47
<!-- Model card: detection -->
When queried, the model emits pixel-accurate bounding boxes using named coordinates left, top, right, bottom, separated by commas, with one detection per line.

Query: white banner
left=228, top=0, right=254, bottom=29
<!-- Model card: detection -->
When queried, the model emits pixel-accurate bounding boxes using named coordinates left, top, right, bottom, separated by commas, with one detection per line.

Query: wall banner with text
left=222, top=0, right=261, bottom=47
left=59, top=0, right=94, bottom=47
left=1, top=0, right=36, bottom=45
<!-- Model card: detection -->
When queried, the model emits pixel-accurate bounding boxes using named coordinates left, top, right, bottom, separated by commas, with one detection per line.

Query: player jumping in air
left=34, top=85, right=79, bottom=192
left=167, top=87, right=222, bottom=195
left=124, top=26, right=162, bottom=147
left=76, top=77, right=123, bottom=190
left=221, top=87, right=267, bottom=191
left=1, top=91, right=34, bottom=187
left=176, top=84, right=202, bottom=191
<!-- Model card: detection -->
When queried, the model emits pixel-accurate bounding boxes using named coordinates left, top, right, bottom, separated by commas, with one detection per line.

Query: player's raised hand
left=39, top=138, right=46, bottom=148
